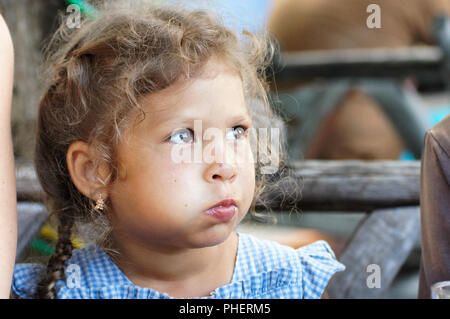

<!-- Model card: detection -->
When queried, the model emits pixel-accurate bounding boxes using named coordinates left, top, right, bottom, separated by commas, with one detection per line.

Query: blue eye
left=227, top=125, right=248, bottom=140
left=167, top=125, right=248, bottom=144
left=167, top=128, right=194, bottom=144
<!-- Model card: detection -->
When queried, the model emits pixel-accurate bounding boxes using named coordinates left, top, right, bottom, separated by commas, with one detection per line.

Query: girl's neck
left=107, top=232, right=239, bottom=298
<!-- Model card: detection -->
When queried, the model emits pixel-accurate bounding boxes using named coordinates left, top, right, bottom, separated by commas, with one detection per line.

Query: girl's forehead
left=138, top=64, right=247, bottom=126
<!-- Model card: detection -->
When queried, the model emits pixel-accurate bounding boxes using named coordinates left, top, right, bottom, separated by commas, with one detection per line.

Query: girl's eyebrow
left=226, top=114, right=252, bottom=125
left=154, top=114, right=252, bottom=127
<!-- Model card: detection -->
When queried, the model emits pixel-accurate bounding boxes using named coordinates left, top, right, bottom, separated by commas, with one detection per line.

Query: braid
left=35, top=215, right=75, bottom=299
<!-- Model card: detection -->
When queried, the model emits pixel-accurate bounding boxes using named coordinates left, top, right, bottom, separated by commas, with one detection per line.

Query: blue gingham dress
left=12, top=232, right=345, bottom=299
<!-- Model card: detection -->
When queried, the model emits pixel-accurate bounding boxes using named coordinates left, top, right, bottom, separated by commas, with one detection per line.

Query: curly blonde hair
left=34, top=0, right=291, bottom=299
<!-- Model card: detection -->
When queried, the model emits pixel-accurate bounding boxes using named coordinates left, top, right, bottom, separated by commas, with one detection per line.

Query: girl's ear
left=66, top=141, right=109, bottom=199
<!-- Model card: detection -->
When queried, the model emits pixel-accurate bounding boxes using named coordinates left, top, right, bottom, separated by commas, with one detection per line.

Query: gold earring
left=94, top=194, right=105, bottom=211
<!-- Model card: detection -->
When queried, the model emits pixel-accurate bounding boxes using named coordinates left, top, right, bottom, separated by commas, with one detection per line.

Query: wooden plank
left=16, top=160, right=420, bottom=211
left=257, top=160, right=420, bottom=211
left=326, top=206, right=421, bottom=298
left=282, top=46, right=442, bottom=67
left=275, top=46, right=443, bottom=83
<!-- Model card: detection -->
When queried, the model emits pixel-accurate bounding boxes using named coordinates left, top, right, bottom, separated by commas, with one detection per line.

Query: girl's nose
left=204, top=162, right=237, bottom=183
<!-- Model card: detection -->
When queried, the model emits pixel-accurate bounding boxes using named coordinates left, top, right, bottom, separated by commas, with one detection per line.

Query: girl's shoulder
left=11, top=234, right=345, bottom=299
left=11, top=262, right=45, bottom=299
left=11, top=243, right=122, bottom=299
left=230, top=232, right=345, bottom=298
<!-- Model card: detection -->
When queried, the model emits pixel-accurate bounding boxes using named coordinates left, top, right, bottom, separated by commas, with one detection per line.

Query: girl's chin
left=190, top=227, right=233, bottom=248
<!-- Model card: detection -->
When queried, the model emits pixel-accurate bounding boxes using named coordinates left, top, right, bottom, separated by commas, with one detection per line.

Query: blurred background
left=4, top=0, right=450, bottom=298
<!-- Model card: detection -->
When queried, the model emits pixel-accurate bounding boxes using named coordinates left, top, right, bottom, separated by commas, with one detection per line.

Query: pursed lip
left=207, top=199, right=237, bottom=210
left=205, top=198, right=238, bottom=222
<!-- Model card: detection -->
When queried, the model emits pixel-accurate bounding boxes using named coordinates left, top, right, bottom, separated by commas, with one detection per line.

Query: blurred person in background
left=419, top=114, right=450, bottom=298
left=268, top=0, right=450, bottom=160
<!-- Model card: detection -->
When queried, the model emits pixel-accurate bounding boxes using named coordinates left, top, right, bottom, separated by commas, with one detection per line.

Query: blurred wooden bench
left=255, top=160, right=421, bottom=299
left=16, top=159, right=420, bottom=298
left=268, top=16, right=450, bottom=161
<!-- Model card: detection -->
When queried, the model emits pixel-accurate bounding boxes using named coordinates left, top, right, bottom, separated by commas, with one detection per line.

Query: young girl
left=11, top=1, right=344, bottom=299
